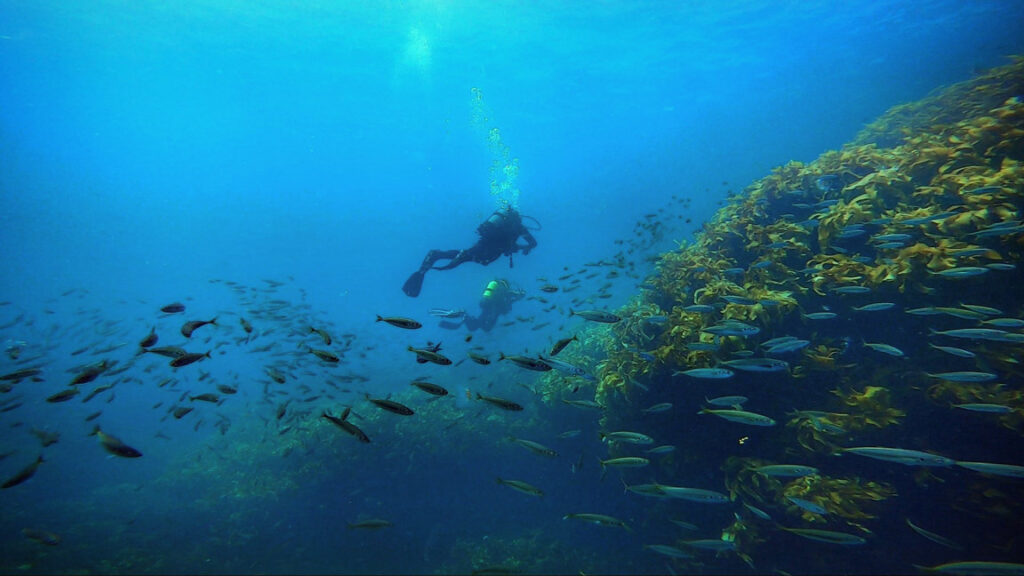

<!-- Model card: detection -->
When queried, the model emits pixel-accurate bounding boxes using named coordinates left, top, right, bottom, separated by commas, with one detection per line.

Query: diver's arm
left=519, top=230, right=537, bottom=255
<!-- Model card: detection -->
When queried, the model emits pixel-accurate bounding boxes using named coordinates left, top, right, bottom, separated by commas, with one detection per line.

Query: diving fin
left=402, top=270, right=426, bottom=298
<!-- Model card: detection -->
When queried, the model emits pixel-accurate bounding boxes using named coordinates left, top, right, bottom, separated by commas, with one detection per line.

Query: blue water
left=2, top=1, right=1023, bottom=574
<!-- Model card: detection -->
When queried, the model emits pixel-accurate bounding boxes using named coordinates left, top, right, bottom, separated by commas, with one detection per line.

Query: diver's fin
left=402, top=270, right=426, bottom=298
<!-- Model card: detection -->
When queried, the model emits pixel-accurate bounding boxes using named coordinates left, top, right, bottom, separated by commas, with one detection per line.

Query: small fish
left=239, top=317, right=253, bottom=333
left=657, top=485, right=730, bottom=503
left=842, top=446, right=953, bottom=467
left=721, top=358, right=789, bottom=372
left=160, top=302, right=186, bottom=314
left=322, top=409, right=370, bottom=443
left=670, top=519, right=699, bottom=531
left=70, top=361, right=109, bottom=386
left=686, top=342, right=721, bottom=352
left=181, top=317, right=217, bottom=338
left=682, top=304, right=715, bottom=313
left=949, top=247, right=994, bottom=258
left=265, top=367, right=286, bottom=383
left=539, top=355, right=593, bottom=380
left=905, top=518, right=963, bottom=550
left=538, top=284, right=559, bottom=293
left=189, top=393, right=220, bottom=403
left=743, top=502, right=772, bottom=520
left=558, top=429, right=581, bottom=439
left=561, top=399, right=603, bottom=410
left=410, top=380, right=448, bottom=396
left=702, top=321, right=760, bottom=337
left=496, top=477, right=544, bottom=497
left=170, top=351, right=211, bottom=368
left=569, top=309, right=621, bottom=323
left=347, top=519, right=392, bottom=530
left=754, top=464, right=818, bottom=477
left=863, top=342, right=904, bottom=357
left=787, top=496, right=828, bottom=515
left=953, top=403, right=1012, bottom=413
left=79, top=383, right=114, bottom=403
left=782, top=527, right=866, bottom=545
left=643, top=544, right=692, bottom=559
left=927, top=371, right=997, bottom=382
left=144, top=345, right=188, bottom=359
left=764, top=339, right=810, bottom=354
left=933, top=306, right=989, bottom=320
left=803, top=312, right=838, bottom=320
left=90, top=425, right=142, bottom=458
left=475, top=392, right=523, bottom=411
left=0, top=368, right=42, bottom=382
left=598, top=456, right=650, bottom=473
left=930, top=327, right=1023, bottom=342
left=508, top=437, right=558, bottom=456
left=139, top=327, right=158, bottom=348
left=981, top=318, right=1024, bottom=328
left=549, top=335, right=578, bottom=356
left=641, top=402, right=673, bottom=414
left=913, top=561, right=1024, bottom=574
left=601, top=431, right=654, bottom=445
left=930, top=266, right=989, bottom=278
left=928, top=343, right=975, bottom=358
left=961, top=302, right=1001, bottom=321
left=498, top=353, right=552, bottom=371
left=705, top=395, right=748, bottom=407
left=852, top=302, right=896, bottom=312
left=721, top=295, right=757, bottom=306
left=698, top=408, right=775, bottom=426
left=679, top=539, right=737, bottom=551
left=376, top=315, right=422, bottom=329
left=674, top=368, right=734, bottom=379
left=309, top=326, right=332, bottom=345
left=408, top=346, right=452, bottom=365
left=467, top=351, right=491, bottom=365
left=872, top=233, right=913, bottom=243
left=563, top=513, right=630, bottom=530
left=1, top=455, right=44, bottom=489
left=366, top=395, right=414, bottom=416
left=645, top=445, right=676, bottom=454
left=46, top=388, right=80, bottom=403
left=307, top=347, right=340, bottom=363
left=809, top=416, right=846, bottom=435
left=172, top=406, right=194, bottom=419
left=954, top=461, right=1024, bottom=478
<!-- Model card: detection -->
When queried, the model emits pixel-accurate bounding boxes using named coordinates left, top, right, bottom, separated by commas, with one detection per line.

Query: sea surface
left=1, top=1, right=1024, bottom=574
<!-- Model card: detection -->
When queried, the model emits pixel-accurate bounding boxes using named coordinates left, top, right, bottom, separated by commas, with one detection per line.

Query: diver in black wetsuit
left=402, top=206, right=538, bottom=298
left=437, top=279, right=525, bottom=332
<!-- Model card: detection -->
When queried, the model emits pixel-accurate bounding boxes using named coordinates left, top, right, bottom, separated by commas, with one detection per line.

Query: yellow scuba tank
left=482, top=280, right=499, bottom=300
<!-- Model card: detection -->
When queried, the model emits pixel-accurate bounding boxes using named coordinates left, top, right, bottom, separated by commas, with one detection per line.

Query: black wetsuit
left=403, top=208, right=537, bottom=298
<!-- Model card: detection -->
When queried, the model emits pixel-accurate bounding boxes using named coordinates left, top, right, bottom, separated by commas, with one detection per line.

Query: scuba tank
left=482, top=280, right=500, bottom=300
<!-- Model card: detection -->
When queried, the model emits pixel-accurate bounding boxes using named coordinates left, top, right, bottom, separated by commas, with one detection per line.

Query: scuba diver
left=434, top=279, right=526, bottom=332
left=402, top=206, right=539, bottom=298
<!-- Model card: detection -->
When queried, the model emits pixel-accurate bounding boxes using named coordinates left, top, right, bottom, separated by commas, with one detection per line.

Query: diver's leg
left=478, top=310, right=499, bottom=332
left=404, top=249, right=461, bottom=297
left=438, top=318, right=465, bottom=330
left=462, top=315, right=481, bottom=332
left=432, top=249, right=469, bottom=271
left=422, top=249, right=460, bottom=272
